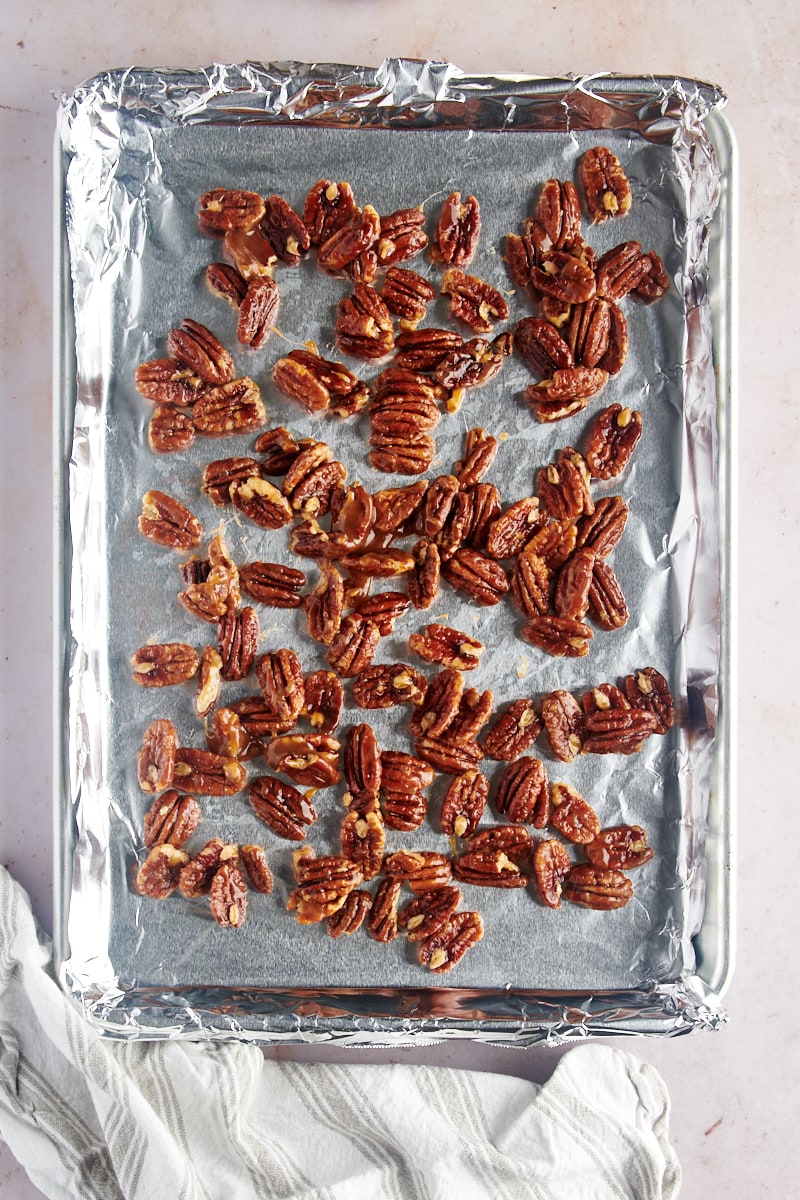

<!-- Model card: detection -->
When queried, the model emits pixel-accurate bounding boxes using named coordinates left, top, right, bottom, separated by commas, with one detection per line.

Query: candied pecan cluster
left=130, top=152, right=676, bottom=967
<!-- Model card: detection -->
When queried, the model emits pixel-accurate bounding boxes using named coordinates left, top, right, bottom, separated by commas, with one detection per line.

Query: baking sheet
left=54, top=62, right=735, bottom=1042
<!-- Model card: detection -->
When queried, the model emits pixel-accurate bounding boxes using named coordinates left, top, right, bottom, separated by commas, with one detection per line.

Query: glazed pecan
left=328, top=485, right=375, bottom=553
left=432, top=192, right=481, bottom=267
left=367, top=878, right=403, bottom=943
left=575, top=495, right=628, bottom=558
left=368, top=430, right=436, bottom=476
left=521, top=615, right=592, bottom=658
left=485, top=497, right=542, bottom=560
left=439, top=770, right=489, bottom=838
left=406, top=538, right=441, bottom=610
left=173, top=748, right=247, bottom=795
left=202, top=457, right=261, bottom=506
left=460, top=484, right=502, bottom=549
left=495, top=756, right=549, bottom=827
left=483, top=699, right=542, bottom=761
left=199, top=188, right=265, bottom=232
left=289, top=459, right=347, bottom=520
left=289, top=665, right=339, bottom=735
left=408, top=624, right=483, bottom=671
left=302, top=179, right=358, bottom=245
left=554, top=547, right=596, bottom=620
left=549, top=782, right=600, bottom=843
left=584, top=404, right=643, bottom=479
left=143, top=788, right=200, bottom=849
left=537, top=462, right=591, bottom=526
left=227, top=697, right=292, bottom=743
left=447, top=687, right=494, bottom=744
left=166, top=319, right=234, bottom=385
left=134, top=358, right=205, bottom=407
left=587, top=559, right=629, bottom=630
left=585, top=825, right=654, bottom=870
left=192, top=377, right=266, bottom=437
left=417, top=911, right=483, bottom=973
left=131, top=643, right=199, bottom=688
left=384, top=850, right=452, bottom=893
left=377, top=207, right=429, bottom=266
left=239, top=844, right=274, bottom=893
left=453, top=848, right=527, bottom=888
left=582, top=707, right=660, bottom=755
left=380, top=751, right=435, bottom=797
left=525, top=519, right=579, bottom=572
left=536, top=178, right=582, bottom=248
left=434, top=335, right=511, bottom=399
left=273, top=350, right=369, bottom=417
left=340, top=809, right=385, bottom=881
left=304, top=562, right=344, bottom=645
left=370, top=389, right=441, bottom=439
left=327, top=889, right=372, bottom=937
left=441, top=269, right=509, bottom=334
left=351, top=663, right=427, bottom=709
left=567, top=298, right=629, bottom=375
left=372, top=480, right=428, bottom=533
left=255, top=425, right=305, bottom=474
left=337, top=548, right=416, bottom=579
left=179, top=534, right=240, bottom=622
left=622, top=667, right=675, bottom=734
left=216, top=605, right=258, bottom=681
left=414, top=733, right=483, bottom=775
left=381, top=266, right=435, bottom=325
left=177, top=838, right=227, bottom=897
left=148, top=405, right=195, bottom=453
left=442, top=547, right=509, bottom=606
left=288, top=867, right=364, bottom=925
left=595, top=241, right=652, bottom=301
left=632, top=250, right=670, bottom=303
left=266, top=733, right=341, bottom=787
left=205, top=707, right=259, bottom=761
left=256, top=648, right=305, bottom=728
left=540, top=690, right=585, bottom=762
left=563, top=864, right=633, bottom=910
left=530, top=250, right=596, bottom=306
left=259, top=193, right=311, bottom=265
left=408, top=667, right=463, bottom=739
left=135, top=844, right=190, bottom=899
left=343, top=722, right=382, bottom=809
left=236, top=276, right=279, bottom=348
left=394, top=327, right=463, bottom=372
left=206, top=261, right=248, bottom=307
left=208, top=860, right=249, bottom=930
left=223, top=227, right=278, bottom=278
left=139, top=490, right=202, bottom=549
left=382, top=790, right=428, bottom=831
left=326, top=614, right=381, bottom=677
left=196, top=646, right=223, bottom=719
left=353, top=592, right=411, bottom=636
left=239, top=561, right=306, bottom=608
left=510, top=547, right=551, bottom=617
left=466, top=824, right=533, bottom=861
left=579, top=147, right=632, bottom=223
left=399, top=886, right=461, bottom=941
left=515, top=316, right=574, bottom=378
left=532, top=839, right=572, bottom=908
left=581, top=682, right=630, bottom=718
left=318, top=204, right=380, bottom=274
left=525, top=367, right=608, bottom=423
left=137, top=718, right=177, bottom=793
left=249, top=774, right=317, bottom=840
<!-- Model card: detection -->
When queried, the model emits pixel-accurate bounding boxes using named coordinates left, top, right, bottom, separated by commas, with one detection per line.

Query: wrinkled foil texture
left=55, top=62, right=732, bottom=1043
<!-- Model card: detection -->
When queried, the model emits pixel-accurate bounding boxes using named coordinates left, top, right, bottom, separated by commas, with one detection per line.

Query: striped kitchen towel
left=0, top=865, right=680, bottom=1199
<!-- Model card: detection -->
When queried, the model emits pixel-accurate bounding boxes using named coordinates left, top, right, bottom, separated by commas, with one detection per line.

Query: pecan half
left=549, top=782, right=600, bottom=843
left=139, top=490, right=202, bottom=549
left=483, top=699, right=542, bottom=762
left=377, top=208, right=429, bottom=267
left=249, top=774, right=317, bottom=840
left=537, top=451, right=594, bottom=521
left=384, top=850, right=452, bottom=893
left=217, top=605, right=258, bottom=681
left=422, top=475, right=460, bottom=538
left=260, top=193, right=311, bottom=265
left=595, top=241, right=652, bottom=301
left=199, top=188, right=266, bottom=232
left=554, top=548, right=596, bottom=620
left=135, top=844, right=190, bottom=899
left=408, top=624, right=483, bottom=671
left=406, top=538, right=441, bottom=611
left=408, top=667, right=464, bottom=739
left=394, top=327, right=463, bottom=372
left=532, top=839, right=572, bottom=908
left=137, top=718, right=177, bottom=793
left=266, top=734, right=341, bottom=788
left=179, top=534, right=240, bottom=621
left=337, top=548, right=416, bottom=579
left=367, top=878, right=403, bottom=943
left=134, top=358, right=205, bottom=407
left=148, top=405, right=195, bottom=454
left=441, top=269, right=509, bottom=334
left=255, top=426, right=305, bottom=474
left=540, top=690, right=585, bottom=762
left=239, top=561, right=306, bottom=608
left=399, top=886, right=462, bottom=941
left=131, top=643, right=199, bottom=688
left=303, top=670, right=344, bottom=734
left=622, top=667, right=675, bottom=734
left=579, top=147, right=632, bottom=223
left=240, top=844, right=274, bottom=893
left=273, top=350, right=369, bottom=417
left=414, top=734, right=483, bottom=775
left=209, top=858, right=249, bottom=928
left=515, top=316, right=574, bottom=378
left=318, top=205, right=380, bottom=274
left=381, top=266, right=435, bottom=325
left=237, top=276, right=279, bottom=348
left=584, top=404, right=643, bottom=479
left=327, top=889, right=372, bottom=938
left=223, top=227, right=278, bottom=278
left=372, top=480, right=428, bottom=533
left=495, top=756, right=549, bottom=827
left=447, top=687, right=494, bottom=744
left=167, top=319, right=234, bottom=385
left=178, top=838, right=227, bottom=897
left=206, top=261, right=248, bottom=307
left=536, top=178, right=582, bottom=248
left=417, top=911, right=483, bottom=973
left=326, top=614, right=381, bottom=677
left=442, top=547, right=509, bottom=606
left=304, top=562, right=344, bottom=645
left=368, top=431, right=436, bottom=476
left=563, top=864, right=633, bottom=909
left=525, top=367, right=608, bottom=423
left=351, top=663, right=427, bottom=709
left=303, top=179, right=358, bottom=245
left=466, top=824, right=533, bottom=861
left=432, top=192, right=481, bottom=267
left=439, top=770, right=489, bottom=838
left=173, top=748, right=247, bottom=795
left=521, top=615, right=592, bottom=658
left=256, top=648, right=305, bottom=728
left=192, top=377, right=266, bottom=437
left=227, top=697, right=292, bottom=743
left=340, top=809, right=385, bottom=881
left=143, top=788, right=200, bottom=849
left=582, top=707, right=660, bottom=755
left=382, top=790, right=428, bottom=831
left=353, top=592, right=411, bottom=636
left=202, top=457, right=261, bottom=506
left=485, top=497, right=542, bottom=560
left=633, top=251, right=670, bottom=303
left=196, top=646, right=223, bottom=719
left=587, top=559, right=629, bottom=631
left=585, top=825, right=654, bottom=870
left=343, top=723, right=382, bottom=809
left=434, top=336, right=511, bottom=398
left=453, top=849, right=527, bottom=888
left=575, top=495, right=628, bottom=558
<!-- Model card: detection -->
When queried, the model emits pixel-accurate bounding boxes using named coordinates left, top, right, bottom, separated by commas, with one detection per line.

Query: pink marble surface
left=1, top=1, right=798, bottom=1195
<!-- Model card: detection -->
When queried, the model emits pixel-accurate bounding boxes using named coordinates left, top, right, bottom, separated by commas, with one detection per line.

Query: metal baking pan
left=53, top=62, right=736, bottom=1043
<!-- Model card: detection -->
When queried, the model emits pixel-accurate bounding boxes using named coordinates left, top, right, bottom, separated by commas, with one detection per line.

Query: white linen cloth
left=0, top=865, right=680, bottom=1199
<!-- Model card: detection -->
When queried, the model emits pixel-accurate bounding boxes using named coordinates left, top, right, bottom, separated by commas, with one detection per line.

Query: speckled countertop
left=1, top=2, right=797, bottom=1196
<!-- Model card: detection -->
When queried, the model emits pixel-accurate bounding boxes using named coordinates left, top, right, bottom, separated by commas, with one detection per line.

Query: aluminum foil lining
left=55, top=61, right=731, bottom=1043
